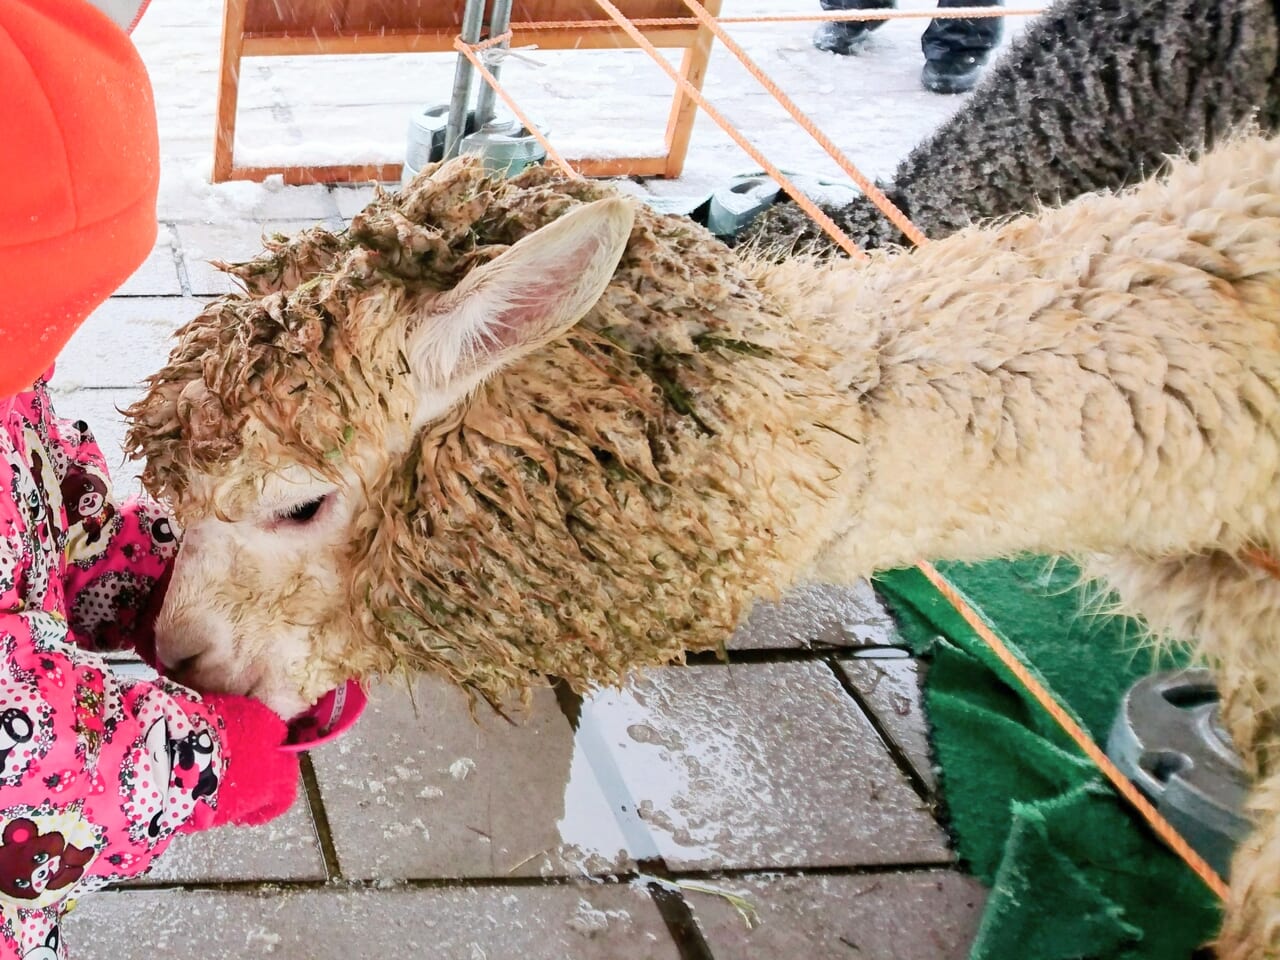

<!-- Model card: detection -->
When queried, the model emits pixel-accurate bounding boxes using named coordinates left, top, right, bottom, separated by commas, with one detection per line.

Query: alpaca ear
left=408, top=196, right=635, bottom=427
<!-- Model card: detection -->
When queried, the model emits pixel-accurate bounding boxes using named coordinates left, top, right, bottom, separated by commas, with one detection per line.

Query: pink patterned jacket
left=0, top=374, right=228, bottom=959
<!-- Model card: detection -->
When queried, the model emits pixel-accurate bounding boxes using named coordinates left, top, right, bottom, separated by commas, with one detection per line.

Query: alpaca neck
left=758, top=207, right=1274, bottom=581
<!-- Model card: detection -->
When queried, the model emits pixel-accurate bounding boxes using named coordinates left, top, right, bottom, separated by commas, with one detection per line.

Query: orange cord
left=589, top=0, right=867, bottom=260
left=1243, top=546, right=1280, bottom=580
left=451, top=8, right=1235, bottom=901
left=676, top=0, right=925, bottom=246
left=507, top=8, right=1028, bottom=30
left=916, top=561, right=1232, bottom=900
left=452, top=33, right=583, bottom=181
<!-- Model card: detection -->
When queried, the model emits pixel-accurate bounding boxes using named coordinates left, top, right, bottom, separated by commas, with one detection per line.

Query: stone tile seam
left=822, top=657, right=934, bottom=804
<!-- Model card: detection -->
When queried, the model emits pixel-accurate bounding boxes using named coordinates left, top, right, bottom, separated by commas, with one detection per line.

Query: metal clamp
left=1105, top=669, right=1250, bottom=878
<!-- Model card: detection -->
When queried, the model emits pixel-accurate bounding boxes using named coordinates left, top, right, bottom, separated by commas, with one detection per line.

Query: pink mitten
left=199, top=693, right=300, bottom=828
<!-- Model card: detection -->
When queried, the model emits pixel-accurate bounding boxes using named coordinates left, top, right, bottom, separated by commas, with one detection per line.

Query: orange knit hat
left=0, top=0, right=159, bottom=396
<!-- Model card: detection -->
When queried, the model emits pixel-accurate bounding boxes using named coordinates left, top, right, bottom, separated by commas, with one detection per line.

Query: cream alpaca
left=129, top=134, right=1280, bottom=956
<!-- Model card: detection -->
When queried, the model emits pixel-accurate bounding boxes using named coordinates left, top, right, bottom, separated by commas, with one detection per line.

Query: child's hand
left=196, top=694, right=301, bottom=829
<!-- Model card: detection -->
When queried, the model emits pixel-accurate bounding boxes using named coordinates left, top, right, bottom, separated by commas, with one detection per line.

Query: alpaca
left=741, top=0, right=1280, bottom=255
left=128, top=134, right=1280, bottom=956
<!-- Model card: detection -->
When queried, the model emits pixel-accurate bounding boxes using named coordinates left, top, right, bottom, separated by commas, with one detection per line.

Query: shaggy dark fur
left=740, top=0, right=1280, bottom=255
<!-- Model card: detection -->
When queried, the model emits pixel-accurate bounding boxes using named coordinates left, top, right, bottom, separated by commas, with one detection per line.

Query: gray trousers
left=819, top=0, right=1004, bottom=59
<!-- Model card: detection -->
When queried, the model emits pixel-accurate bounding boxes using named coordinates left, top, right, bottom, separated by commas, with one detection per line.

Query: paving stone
left=56, top=296, right=207, bottom=390
left=175, top=220, right=326, bottom=296
left=686, top=870, right=986, bottom=960
left=838, top=656, right=937, bottom=791
left=67, top=882, right=678, bottom=959
left=730, top=581, right=901, bottom=650
left=578, top=662, right=950, bottom=871
left=129, top=792, right=326, bottom=884
left=309, top=675, right=634, bottom=880
left=115, top=224, right=184, bottom=297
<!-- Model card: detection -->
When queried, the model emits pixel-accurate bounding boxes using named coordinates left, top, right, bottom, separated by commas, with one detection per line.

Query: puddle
left=851, top=647, right=912, bottom=659
left=557, top=677, right=752, bottom=867
left=556, top=704, right=659, bottom=866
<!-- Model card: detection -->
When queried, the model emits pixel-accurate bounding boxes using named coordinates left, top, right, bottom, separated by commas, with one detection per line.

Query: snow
left=128, top=0, right=1047, bottom=223
left=567, top=897, right=632, bottom=935
left=448, top=757, right=477, bottom=780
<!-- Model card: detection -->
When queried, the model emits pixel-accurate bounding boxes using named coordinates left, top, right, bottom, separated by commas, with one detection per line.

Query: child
left=0, top=2, right=300, bottom=956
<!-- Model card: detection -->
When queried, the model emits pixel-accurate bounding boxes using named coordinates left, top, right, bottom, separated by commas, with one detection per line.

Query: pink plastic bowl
left=282, top=680, right=368, bottom=752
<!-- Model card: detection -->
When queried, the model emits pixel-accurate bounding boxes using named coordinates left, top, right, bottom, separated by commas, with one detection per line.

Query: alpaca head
left=127, top=178, right=635, bottom=718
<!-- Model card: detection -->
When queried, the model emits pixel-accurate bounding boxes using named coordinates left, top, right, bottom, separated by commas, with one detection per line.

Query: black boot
left=813, top=21, right=872, bottom=55
left=813, top=0, right=893, bottom=56
left=919, top=0, right=1002, bottom=93
left=921, top=51, right=988, bottom=93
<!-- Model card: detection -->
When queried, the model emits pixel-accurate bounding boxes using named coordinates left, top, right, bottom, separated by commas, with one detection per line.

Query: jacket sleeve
left=0, top=412, right=227, bottom=958
left=0, top=608, right=229, bottom=959
left=53, top=416, right=179, bottom=657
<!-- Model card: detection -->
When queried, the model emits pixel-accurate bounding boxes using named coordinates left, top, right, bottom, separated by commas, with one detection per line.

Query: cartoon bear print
left=0, top=712, right=33, bottom=782
left=59, top=468, right=116, bottom=549
left=0, top=637, right=52, bottom=786
left=21, top=923, right=60, bottom=960
left=147, top=512, right=180, bottom=562
left=120, top=701, right=220, bottom=843
left=7, top=452, right=54, bottom=608
left=23, top=429, right=64, bottom=544
left=46, top=419, right=98, bottom=481
left=0, top=819, right=94, bottom=902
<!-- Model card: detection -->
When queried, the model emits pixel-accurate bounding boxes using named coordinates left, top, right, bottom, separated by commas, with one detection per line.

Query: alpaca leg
left=1087, top=551, right=1280, bottom=954
left=1084, top=551, right=1280, bottom=772
left=1218, top=770, right=1280, bottom=959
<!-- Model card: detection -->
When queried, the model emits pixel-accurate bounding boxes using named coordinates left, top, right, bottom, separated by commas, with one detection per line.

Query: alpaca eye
left=279, top=496, right=327, bottom=525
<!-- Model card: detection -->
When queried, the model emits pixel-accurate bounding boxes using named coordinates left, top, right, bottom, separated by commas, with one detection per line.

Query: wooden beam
left=240, top=25, right=700, bottom=57
left=212, top=0, right=249, bottom=184
left=570, top=155, right=667, bottom=178
left=216, top=2, right=722, bottom=183
left=223, top=154, right=669, bottom=185
left=229, top=163, right=404, bottom=185
left=661, top=0, right=720, bottom=178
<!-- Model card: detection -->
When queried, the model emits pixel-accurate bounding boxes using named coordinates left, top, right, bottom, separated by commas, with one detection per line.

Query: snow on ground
left=131, top=0, right=1047, bottom=221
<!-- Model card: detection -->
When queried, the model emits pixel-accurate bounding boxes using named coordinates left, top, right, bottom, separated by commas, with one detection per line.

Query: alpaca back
left=744, top=0, right=1280, bottom=254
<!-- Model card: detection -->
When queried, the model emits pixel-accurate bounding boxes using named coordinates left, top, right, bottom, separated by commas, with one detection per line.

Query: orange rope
left=589, top=0, right=866, bottom=260
left=508, top=8, right=1032, bottom=29
left=676, top=0, right=925, bottom=246
left=915, top=561, right=1231, bottom=899
left=470, top=32, right=514, bottom=52
left=452, top=34, right=582, bottom=181
left=1244, top=546, right=1280, bottom=580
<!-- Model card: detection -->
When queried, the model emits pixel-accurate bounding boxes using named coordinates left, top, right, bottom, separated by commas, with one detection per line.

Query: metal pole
left=473, top=0, right=514, bottom=129
left=444, top=0, right=487, bottom=160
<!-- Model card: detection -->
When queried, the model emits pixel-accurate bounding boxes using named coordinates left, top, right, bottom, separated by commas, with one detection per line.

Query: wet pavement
left=65, top=565, right=986, bottom=957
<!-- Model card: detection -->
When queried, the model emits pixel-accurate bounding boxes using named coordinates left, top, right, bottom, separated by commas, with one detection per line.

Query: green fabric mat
left=873, top=558, right=1221, bottom=959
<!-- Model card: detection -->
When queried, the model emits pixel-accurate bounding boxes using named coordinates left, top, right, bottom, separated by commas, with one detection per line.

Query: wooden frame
left=213, top=0, right=722, bottom=184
